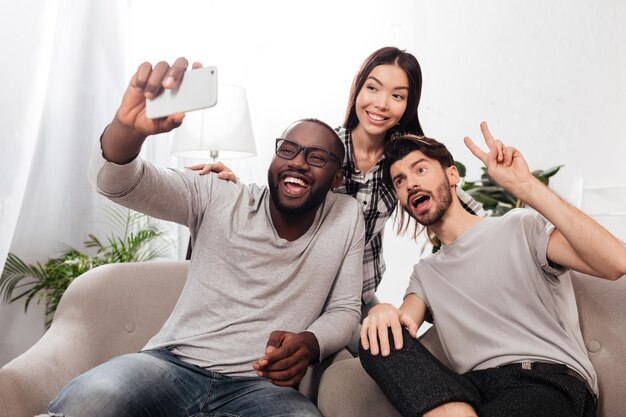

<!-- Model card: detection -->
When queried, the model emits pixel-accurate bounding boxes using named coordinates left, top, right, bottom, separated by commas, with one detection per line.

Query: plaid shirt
left=335, top=127, right=486, bottom=305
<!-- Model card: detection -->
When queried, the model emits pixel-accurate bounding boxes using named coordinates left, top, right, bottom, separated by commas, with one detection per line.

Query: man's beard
left=405, top=178, right=453, bottom=226
left=268, top=172, right=330, bottom=215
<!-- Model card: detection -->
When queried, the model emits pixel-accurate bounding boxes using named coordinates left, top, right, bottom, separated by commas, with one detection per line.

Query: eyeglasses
left=275, top=138, right=342, bottom=168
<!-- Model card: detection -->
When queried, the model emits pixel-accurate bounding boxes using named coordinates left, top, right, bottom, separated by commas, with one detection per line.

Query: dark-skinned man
left=46, top=57, right=364, bottom=417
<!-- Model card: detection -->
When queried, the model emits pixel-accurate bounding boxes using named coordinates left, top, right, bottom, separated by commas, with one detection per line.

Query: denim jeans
left=48, top=349, right=322, bottom=417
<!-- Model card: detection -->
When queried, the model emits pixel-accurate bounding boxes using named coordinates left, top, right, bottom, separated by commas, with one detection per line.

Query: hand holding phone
left=145, top=66, right=218, bottom=119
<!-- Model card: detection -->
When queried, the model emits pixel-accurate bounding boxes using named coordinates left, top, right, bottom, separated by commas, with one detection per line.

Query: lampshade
left=171, top=84, right=256, bottom=160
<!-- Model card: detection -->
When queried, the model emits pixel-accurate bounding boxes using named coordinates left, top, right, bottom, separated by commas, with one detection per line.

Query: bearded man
left=359, top=122, right=626, bottom=417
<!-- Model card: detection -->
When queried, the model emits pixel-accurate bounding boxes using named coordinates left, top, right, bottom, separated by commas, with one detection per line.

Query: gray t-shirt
left=90, top=146, right=364, bottom=377
left=406, top=209, right=598, bottom=394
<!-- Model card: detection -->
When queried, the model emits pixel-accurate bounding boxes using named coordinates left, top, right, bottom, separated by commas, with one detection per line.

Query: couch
left=0, top=263, right=623, bottom=416
left=317, top=270, right=626, bottom=417
left=0, top=261, right=349, bottom=417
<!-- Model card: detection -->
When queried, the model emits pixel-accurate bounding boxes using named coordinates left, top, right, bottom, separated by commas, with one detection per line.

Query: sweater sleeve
left=305, top=202, right=365, bottom=361
left=88, top=137, right=210, bottom=230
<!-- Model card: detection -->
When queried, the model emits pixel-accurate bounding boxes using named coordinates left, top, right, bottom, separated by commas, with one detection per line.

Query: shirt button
left=587, top=341, right=600, bottom=353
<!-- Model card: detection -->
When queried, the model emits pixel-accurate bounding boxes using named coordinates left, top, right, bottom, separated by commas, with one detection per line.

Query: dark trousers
left=359, top=328, right=596, bottom=417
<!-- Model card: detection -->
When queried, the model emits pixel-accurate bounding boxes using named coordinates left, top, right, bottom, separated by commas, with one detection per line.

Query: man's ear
left=331, top=168, right=344, bottom=191
left=447, top=165, right=460, bottom=187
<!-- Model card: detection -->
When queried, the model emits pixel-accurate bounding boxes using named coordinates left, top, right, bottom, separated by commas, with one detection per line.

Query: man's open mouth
left=409, top=192, right=431, bottom=212
left=282, top=175, right=310, bottom=197
left=412, top=195, right=429, bottom=208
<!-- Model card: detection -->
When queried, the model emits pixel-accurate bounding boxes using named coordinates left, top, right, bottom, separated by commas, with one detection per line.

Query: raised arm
left=91, top=58, right=218, bottom=228
left=465, top=121, right=626, bottom=280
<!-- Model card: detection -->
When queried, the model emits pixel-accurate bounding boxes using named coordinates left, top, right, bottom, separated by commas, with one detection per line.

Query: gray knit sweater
left=89, top=145, right=364, bottom=376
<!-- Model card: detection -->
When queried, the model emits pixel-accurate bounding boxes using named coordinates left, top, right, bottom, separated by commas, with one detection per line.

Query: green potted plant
left=459, top=162, right=563, bottom=216
left=0, top=207, right=173, bottom=326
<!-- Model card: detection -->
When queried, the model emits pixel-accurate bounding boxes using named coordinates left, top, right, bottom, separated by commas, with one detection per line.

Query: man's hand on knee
left=361, top=303, right=418, bottom=356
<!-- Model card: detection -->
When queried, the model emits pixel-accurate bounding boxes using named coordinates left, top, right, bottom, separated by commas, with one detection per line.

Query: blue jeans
left=48, top=349, right=322, bottom=417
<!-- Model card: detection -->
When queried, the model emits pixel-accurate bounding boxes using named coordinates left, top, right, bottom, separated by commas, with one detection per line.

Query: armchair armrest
left=0, top=261, right=188, bottom=417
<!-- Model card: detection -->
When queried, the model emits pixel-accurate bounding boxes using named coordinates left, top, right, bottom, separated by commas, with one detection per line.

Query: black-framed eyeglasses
left=275, top=138, right=342, bottom=168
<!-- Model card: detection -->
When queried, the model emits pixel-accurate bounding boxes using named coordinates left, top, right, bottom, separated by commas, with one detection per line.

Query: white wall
left=3, top=0, right=625, bottom=364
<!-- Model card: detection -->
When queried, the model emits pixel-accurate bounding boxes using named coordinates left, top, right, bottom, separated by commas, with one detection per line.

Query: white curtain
left=0, top=0, right=129, bottom=366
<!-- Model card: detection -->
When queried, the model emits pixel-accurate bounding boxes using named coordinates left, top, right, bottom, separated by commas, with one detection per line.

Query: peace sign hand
left=464, top=121, right=535, bottom=200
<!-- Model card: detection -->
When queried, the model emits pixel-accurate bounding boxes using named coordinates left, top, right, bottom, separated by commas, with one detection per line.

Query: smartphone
left=145, top=66, right=218, bottom=119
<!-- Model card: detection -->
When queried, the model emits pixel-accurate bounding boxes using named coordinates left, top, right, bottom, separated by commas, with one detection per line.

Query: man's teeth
left=284, top=177, right=309, bottom=187
left=368, top=112, right=385, bottom=121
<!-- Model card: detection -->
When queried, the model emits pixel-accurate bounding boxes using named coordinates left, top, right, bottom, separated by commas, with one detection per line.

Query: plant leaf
left=539, top=165, right=563, bottom=178
left=1, top=205, right=173, bottom=327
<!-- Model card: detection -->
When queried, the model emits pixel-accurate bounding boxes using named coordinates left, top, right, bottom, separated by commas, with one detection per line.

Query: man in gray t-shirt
left=47, top=58, right=364, bottom=417
left=359, top=123, right=626, bottom=417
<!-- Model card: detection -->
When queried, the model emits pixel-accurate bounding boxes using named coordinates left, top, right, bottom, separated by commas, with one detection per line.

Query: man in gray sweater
left=47, top=58, right=364, bottom=417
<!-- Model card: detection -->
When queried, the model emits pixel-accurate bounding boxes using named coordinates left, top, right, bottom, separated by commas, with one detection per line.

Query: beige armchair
left=317, top=271, right=626, bottom=417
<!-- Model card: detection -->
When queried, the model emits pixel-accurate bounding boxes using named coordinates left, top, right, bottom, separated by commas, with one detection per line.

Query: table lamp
left=171, top=83, right=256, bottom=161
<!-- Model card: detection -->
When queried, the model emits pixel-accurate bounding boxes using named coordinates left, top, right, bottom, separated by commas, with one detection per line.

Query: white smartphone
left=145, top=66, right=218, bottom=119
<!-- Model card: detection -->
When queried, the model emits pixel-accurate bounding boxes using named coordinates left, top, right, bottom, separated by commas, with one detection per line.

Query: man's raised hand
left=464, top=121, right=535, bottom=199
left=102, top=58, right=204, bottom=164
left=116, top=58, right=205, bottom=137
